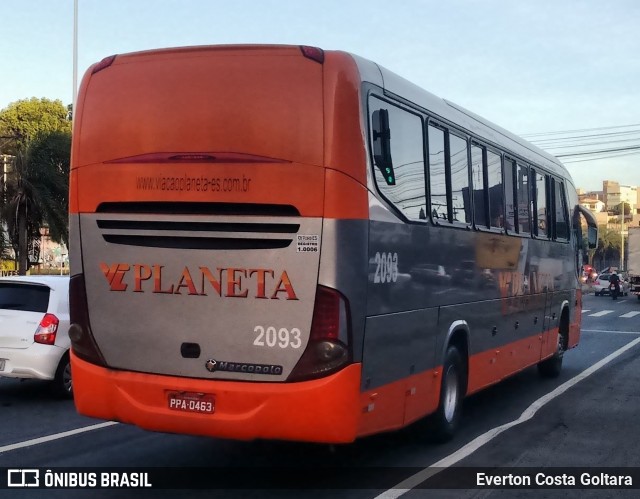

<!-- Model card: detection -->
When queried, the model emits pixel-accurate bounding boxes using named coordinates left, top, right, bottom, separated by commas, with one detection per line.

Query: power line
left=563, top=150, right=640, bottom=164
left=555, top=145, right=640, bottom=158
left=521, top=123, right=640, bottom=138
left=520, top=124, right=640, bottom=163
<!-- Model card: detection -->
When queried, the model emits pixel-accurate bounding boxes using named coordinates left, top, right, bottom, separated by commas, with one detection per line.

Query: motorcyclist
left=609, top=271, right=621, bottom=300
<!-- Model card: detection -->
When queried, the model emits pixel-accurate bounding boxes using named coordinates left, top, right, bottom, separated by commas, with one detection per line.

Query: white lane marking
left=589, top=310, right=614, bottom=317
left=620, top=311, right=640, bottom=318
left=374, top=336, right=640, bottom=498
left=582, top=329, right=640, bottom=334
left=0, top=421, right=118, bottom=454
left=581, top=309, right=591, bottom=314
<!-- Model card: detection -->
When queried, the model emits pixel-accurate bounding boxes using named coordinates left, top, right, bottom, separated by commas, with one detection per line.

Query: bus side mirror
left=587, top=225, right=598, bottom=249
left=577, top=205, right=598, bottom=249
left=372, top=109, right=395, bottom=185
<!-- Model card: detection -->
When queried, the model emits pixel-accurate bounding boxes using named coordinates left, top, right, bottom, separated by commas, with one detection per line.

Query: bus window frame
left=551, top=176, right=570, bottom=243
left=426, top=119, right=448, bottom=225
left=470, top=141, right=489, bottom=230
left=531, top=168, right=550, bottom=240
left=470, top=141, right=507, bottom=234
left=447, top=130, right=472, bottom=228
left=366, top=92, right=429, bottom=225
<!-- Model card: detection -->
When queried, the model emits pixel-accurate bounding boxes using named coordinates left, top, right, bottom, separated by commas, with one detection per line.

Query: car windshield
left=0, top=283, right=50, bottom=312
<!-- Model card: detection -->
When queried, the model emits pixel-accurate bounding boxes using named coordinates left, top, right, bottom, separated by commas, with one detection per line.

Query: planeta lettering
left=101, top=262, right=299, bottom=300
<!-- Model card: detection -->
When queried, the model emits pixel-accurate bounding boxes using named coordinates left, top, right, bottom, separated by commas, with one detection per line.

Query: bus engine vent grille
left=95, top=213, right=300, bottom=251
left=96, top=202, right=300, bottom=217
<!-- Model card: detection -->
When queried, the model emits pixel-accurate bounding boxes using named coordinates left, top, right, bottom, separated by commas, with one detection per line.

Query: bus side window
left=487, top=150, right=504, bottom=230
left=504, top=158, right=516, bottom=231
left=533, top=170, right=549, bottom=238
left=449, top=133, right=471, bottom=224
left=471, top=144, right=488, bottom=228
left=554, top=179, right=570, bottom=240
left=372, top=109, right=394, bottom=184
left=370, top=97, right=426, bottom=221
left=428, top=124, right=447, bottom=221
left=516, top=163, right=530, bottom=234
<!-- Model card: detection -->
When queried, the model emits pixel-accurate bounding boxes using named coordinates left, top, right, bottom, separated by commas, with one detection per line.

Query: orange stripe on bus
left=569, top=289, right=582, bottom=349
left=357, top=369, right=440, bottom=438
left=357, top=327, right=567, bottom=437
left=467, top=329, right=559, bottom=394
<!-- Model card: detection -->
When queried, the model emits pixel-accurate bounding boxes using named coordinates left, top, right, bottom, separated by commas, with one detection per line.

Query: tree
left=0, top=224, right=10, bottom=261
left=593, top=226, right=622, bottom=270
left=0, top=98, right=71, bottom=154
left=0, top=99, right=71, bottom=274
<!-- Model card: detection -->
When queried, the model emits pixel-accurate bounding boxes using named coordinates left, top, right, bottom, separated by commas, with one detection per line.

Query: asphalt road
left=1, top=292, right=639, bottom=498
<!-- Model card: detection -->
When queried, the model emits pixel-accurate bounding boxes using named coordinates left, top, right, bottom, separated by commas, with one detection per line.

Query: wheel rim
left=556, top=331, right=566, bottom=357
left=63, top=362, right=72, bottom=393
left=443, top=365, right=459, bottom=422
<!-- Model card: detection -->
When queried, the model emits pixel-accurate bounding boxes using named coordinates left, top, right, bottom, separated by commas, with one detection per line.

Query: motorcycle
left=610, top=281, right=621, bottom=300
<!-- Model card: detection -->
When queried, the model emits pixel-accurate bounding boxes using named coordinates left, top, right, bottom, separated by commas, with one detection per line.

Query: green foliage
left=612, top=202, right=631, bottom=217
left=0, top=97, right=72, bottom=274
left=0, top=225, right=10, bottom=259
left=592, top=225, right=622, bottom=269
left=0, top=98, right=71, bottom=154
left=27, top=131, right=71, bottom=245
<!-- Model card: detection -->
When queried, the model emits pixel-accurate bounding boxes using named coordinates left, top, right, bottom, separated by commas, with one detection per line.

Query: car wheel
left=52, top=352, right=73, bottom=399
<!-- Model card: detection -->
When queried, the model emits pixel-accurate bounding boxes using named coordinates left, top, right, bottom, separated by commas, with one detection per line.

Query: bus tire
left=429, top=345, right=465, bottom=443
left=537, top=328, right=566, bottom=378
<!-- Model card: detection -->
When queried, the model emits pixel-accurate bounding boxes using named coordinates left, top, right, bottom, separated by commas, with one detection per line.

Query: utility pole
left=72, top=0, right=78, bottom=115
left=620, top=202, right=625, bottom=271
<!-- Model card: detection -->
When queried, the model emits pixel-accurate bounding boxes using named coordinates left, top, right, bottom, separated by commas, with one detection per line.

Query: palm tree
left=593, top=227, right=621, bottom=270
left=0, top=224, right=10, bottom=261
left=1, top=132, right=70, bottom=274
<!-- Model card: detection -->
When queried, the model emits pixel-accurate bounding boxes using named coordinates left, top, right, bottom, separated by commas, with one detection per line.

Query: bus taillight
left=288, top=286, right=351, bottom=382
left=91, top=54, right=116, bottom=74
left=300, top=46, right=325, bottom=63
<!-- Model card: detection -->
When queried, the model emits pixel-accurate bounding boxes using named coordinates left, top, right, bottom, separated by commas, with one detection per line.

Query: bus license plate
left=167, top=392, right=215, bottom=414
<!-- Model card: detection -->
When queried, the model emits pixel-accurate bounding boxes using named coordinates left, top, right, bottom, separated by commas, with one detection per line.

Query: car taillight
left=34, top=313, right=59, bottom=345
left=288, top=286, right=351, bottom=382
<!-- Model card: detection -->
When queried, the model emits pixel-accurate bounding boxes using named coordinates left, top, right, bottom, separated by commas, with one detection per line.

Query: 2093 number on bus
left=253, top=326, right=302, bottom=349
left=374, top=252, right=399, bottom=284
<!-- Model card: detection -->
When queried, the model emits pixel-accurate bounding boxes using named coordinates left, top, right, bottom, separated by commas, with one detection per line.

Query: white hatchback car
left=0, top=275, right=72, bottom=397
left=593, top=273, right=629, bottom=297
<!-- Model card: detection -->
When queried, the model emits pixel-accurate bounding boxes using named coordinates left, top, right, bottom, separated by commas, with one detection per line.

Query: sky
left=2, top=0, right=639, bottom=192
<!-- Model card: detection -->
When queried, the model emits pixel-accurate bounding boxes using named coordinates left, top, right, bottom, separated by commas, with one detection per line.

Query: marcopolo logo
left=205, top=358, right=283, bottom=375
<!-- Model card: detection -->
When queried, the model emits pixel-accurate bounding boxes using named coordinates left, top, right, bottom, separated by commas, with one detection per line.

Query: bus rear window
left=0, top=283, right=50, bottom=312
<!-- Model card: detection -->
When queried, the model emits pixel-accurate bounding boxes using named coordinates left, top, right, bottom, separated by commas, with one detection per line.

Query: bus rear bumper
left=71, top=351, right=362, bottom=443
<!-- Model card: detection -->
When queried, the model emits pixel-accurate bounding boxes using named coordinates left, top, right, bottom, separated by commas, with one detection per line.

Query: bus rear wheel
left=537, top=329, right=566, bottom=378
left=428, top=345, right=465, bottom=442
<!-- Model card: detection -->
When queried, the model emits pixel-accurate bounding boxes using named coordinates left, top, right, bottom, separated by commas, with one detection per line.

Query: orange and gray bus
left=69, top=45, right=598, bottom=443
